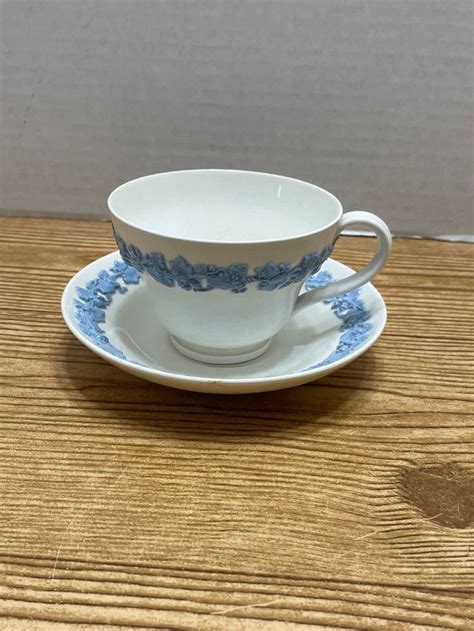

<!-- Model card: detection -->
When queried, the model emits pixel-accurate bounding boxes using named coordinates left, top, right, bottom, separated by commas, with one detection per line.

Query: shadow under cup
left=107, top=169, right=344, bottom=364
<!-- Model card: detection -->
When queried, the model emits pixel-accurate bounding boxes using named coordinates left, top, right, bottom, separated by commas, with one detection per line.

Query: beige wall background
left=0, top=0, right=472, bottom=237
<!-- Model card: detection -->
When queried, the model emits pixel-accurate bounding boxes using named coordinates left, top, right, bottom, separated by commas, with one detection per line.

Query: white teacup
left=108, top=170, right=391, bottom=364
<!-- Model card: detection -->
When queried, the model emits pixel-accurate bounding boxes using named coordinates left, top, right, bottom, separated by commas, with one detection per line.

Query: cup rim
left=107, top=169, right=343, bottom=246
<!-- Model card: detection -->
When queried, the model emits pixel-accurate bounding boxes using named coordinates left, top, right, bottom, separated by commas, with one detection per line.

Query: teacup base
left=170, top=335, right=272, bottom=365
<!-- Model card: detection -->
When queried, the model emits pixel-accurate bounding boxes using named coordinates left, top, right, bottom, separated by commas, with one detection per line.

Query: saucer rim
left=61, top=251, right=387, bottom=387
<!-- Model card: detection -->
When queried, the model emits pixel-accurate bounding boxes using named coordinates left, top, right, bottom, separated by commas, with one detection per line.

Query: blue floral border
left=114, top=230, right=333, bottom=293
left=74, top=260, right=141, bottom=360
left=305, top=271, right=373, bottom=368
left=73, top=261, right=373, bottom=370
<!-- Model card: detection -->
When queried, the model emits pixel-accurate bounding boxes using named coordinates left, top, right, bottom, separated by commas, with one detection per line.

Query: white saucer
left=61, top=252, right=387, bottom=394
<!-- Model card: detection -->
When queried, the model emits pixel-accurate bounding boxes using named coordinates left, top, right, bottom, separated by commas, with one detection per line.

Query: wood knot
left=400, top=463, right=474, bottom=529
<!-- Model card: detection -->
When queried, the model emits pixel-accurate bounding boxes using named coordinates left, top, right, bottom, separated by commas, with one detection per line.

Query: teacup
left=108, top=170, right=391, bottom=364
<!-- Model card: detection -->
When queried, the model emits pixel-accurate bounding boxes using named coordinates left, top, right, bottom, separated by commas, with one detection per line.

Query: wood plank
left=0, top=217, right=473, bottom=629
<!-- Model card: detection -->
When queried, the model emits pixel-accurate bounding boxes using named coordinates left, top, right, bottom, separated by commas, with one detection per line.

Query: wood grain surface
left=0, top=217, right=473, bottom=629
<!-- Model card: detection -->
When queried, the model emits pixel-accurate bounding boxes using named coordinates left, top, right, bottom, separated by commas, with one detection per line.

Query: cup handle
left=294, top=211, right=392, bottom=313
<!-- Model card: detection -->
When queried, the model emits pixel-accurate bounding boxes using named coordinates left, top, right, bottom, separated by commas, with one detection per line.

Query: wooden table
left=0, top=217, right=473, bottom=629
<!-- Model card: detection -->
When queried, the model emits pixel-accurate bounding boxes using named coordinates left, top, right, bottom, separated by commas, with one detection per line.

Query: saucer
left=61, top=252, right=387, bottom=394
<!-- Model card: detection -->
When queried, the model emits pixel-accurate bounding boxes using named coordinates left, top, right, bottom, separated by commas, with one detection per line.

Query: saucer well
left=61, top=252, right=387, bottom=394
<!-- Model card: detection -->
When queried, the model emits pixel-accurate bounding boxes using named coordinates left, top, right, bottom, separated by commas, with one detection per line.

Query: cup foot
left=170, top=336, right=272, bottom=365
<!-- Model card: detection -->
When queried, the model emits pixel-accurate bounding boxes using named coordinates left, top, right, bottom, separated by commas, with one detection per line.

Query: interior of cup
left=108, top=170, right=342, bottom=243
